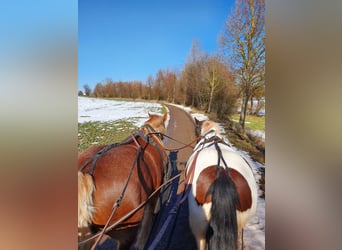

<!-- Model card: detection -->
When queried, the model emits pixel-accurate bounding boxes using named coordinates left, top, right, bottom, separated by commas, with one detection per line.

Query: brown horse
left=187, top=119, right=258, bottom=250
left=78, top=113, right=168, bottom=250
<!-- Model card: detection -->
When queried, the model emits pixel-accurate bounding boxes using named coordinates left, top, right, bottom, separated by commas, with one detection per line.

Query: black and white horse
left=187, top=120, right=258, bottom=250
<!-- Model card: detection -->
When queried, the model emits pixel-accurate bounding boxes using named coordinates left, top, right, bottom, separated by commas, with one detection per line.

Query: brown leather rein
left=78, top=172, right=182, bottom=247
left=147, top=132, right=197, bottom=151
left=79, top=131, right=197, bottom=248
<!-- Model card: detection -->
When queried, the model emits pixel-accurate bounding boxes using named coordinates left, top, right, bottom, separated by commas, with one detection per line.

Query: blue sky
left=78, top=0, right=234, bottom=90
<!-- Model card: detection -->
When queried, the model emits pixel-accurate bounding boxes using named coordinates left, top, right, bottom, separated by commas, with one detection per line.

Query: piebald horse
left=187, top=119, right=258, bottom=250
left=78, top=113, right=168, bottom=250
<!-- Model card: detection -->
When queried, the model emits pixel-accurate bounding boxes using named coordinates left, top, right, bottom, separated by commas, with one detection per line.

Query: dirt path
left=159, top=104, right=198, bottom=250
left=164, top=104, right=196, bottom=165
left=164, top=104, right=197, bottom=192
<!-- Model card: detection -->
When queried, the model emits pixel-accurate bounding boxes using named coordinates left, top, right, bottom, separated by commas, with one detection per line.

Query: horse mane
left=201, top=120, right=221, bottom=136
left=144, top=112, right=167, bottom=134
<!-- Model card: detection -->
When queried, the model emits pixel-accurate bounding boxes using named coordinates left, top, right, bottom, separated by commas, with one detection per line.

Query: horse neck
left=139, top=124, right=165, bottom=152
left=138, top=124, right=168, bottom=169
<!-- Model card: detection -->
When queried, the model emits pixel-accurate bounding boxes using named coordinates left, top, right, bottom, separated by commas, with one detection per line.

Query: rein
left=78, top=125, right=199, bottom=248
left=90, top=134, right=142, bottom=250
left=78, top=172, right=182, bottom=246
left=79, top=124, right=171, bottom=248
left=148, top=132, right=197, bottom=151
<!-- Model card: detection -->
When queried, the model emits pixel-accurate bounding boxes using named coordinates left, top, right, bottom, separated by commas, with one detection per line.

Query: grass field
left=230, top=114, right=265, bottom=131
left=78, top=97, right=166, bottom=152
left=78, top=120, right=138, bottom=152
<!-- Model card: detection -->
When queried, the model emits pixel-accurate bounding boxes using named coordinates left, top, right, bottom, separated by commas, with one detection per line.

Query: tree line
left=79, top=0, right=265, bottom=129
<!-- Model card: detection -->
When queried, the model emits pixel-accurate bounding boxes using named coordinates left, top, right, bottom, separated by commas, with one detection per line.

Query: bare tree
left=103, top=78, right=116, bottom=97
left=205, top=56, right=226, bottom=113
left=182, top=39, right=206, bottom=107
left=146, top=75, right=154, bottom=100
left=220, top=0, right=265, bottom=130
left=204, top=55, right=238, bottom=116
left=253, top=82, right=265, bottom=115
left=163, top=69, right=177, bottom=103
left=83, top=84, right=91, bottom=96
left=155, top=70, right=164, bottom=100
left=93, top=83, right=104, bottom=97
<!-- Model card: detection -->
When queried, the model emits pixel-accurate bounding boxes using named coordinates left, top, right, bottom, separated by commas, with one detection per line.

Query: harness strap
left=79, top=126, right=169, bottom=249
left=184, top=151, right=200, bottom=185
left=78, top=131, right=141, bottom=175
left=79, top=127, right=164, bottom=176
left=79, top=172, right=182, bottom=246
left=91, top=134, right=142, bottom=250
left=141, top=124, right=170, bottom=181
left=214, top=141, right=230, bottom=170
left=79, top=142, right=119, bottom=174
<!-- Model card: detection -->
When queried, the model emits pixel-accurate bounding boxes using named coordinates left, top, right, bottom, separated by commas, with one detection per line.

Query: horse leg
left=237, top=228, right=244, bottom=250
left=107, top=227, right=138, bottom=250
left=199, top=238, right=207, bottom=250
left=188, top=192, right=210, bottom=250
left=241, top=228, right=244, bottom=250
left=133, top=197, right=157, bottom=250
left=78, top=227, right=94, bottom=250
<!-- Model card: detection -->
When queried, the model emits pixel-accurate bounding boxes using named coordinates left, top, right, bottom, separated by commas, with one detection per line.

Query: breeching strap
left=90, top=134, right=142, bottom=250
left=79, top=172, right=182, bottom=246
left=79, top=142, right=119, bottom=175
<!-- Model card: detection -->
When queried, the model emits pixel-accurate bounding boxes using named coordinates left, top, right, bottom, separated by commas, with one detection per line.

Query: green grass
left=230, top=114, right=265, bottom=131
left=224, top=122, right=265, bottom=164
left=218, top=113, right=265, bottom=164
left=78, top=99, right=167, bottom=153
left=78, top=120, right=138, bottom=153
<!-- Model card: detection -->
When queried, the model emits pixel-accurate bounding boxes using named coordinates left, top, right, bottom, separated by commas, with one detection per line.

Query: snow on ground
left=248, top=129, right=265, bottom=141
left=78, top=96, right=164, bottom=127
left=171, top=104, right=265, bottom=142
left=78, top=98, right=265, bottom=249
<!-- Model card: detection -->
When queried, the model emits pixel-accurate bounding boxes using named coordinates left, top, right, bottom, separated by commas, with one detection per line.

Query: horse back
left=78, top=141, right=164, bottom=227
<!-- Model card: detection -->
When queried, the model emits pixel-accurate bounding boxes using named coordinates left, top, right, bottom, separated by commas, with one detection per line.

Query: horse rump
left=207, top=167, right=240, bottom=250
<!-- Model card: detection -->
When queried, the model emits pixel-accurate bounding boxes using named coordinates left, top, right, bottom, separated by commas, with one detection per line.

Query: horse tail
left=207, top=167, right=240, bottom=250
left=78, top=171, right=96, bottom=228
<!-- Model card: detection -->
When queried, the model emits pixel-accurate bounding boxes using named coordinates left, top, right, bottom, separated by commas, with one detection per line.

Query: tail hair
left=78, top=171, right=96, bottom=228
left=207, top=167, right=240, bottom=250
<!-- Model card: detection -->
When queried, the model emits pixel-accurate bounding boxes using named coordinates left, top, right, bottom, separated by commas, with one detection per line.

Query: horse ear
left=163, top=113, right=168, bottom=122
left=148, top=112, right=152, bottom=118
left=194, top=117, right=199, bottom=124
